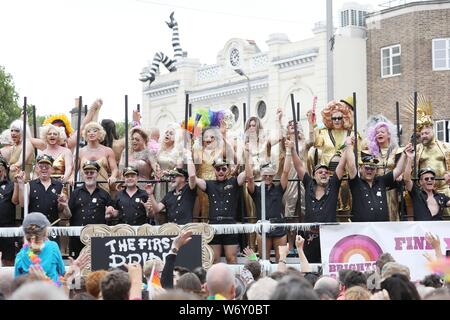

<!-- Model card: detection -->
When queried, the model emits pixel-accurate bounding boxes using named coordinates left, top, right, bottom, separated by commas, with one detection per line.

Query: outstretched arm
left=392, top=143, right=410, bottom=180
left=345, top=138, right=358, bottom=179
left=67, top=99, right=103, bottom=149
left=280, top=141, right=291, bottom=190
left=245, top=145, right=255, bottom=194
left=289, top=139, right=306, bottom=181
left=403, top=144, right=414, bottom=192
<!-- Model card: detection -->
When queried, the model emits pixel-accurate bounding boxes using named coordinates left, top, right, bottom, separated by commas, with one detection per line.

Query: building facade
left=366, top=0, right=450, bottom=143
left=141, top=6, right=369, bottom=136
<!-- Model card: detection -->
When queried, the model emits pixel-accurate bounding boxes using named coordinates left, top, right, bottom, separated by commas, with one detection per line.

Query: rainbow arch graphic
left=329, top=234, right=383, bottom=263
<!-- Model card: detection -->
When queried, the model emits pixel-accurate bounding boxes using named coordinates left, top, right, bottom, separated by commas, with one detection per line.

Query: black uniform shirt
left=303, top=173, right=342, bottom=223
left=115, top=188, right=149, bottom=225
left=205, top=177, right=240, bottom=224
left=29, top=178, right=63, bottom=223
left=250, top=183, right=286, bottom=221
left=69, top=185, right=113, bottom=226
left=409, top=184, right=450, bottom=221
left=0, top=180, right=15, bottom=226
left=349, top=171, right=395, bottom=222
left=161, top=183, right=196, bottom=224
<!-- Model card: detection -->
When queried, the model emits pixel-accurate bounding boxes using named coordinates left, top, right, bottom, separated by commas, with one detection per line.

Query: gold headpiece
left=406, top=94, right=433, bottom=133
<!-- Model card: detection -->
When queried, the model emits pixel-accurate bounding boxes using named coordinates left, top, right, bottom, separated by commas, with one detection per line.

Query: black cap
left=418, top=167, right=436, bottom=178
left=173, top=167, right=188, bottom=179
left=361, top=155, right=379, bottom=167
left=123, top=166, right=139, bottom=176
left=313, top=164, right=329, bottom=174
left=36, top=154, right=54, bottom=165
left=212, top=158, right=230, bottom=168
left=82, top=160, right=100, bottom=172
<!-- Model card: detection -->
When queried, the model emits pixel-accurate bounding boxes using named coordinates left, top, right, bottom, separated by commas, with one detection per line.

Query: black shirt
left=161, top=183, right=196, bottom=224
left=29, top=178, right=63, bottom=223
left=0, top=180, right=15, bottom=226
left=69, top=185, right=113, bottom=226
left=250, top=183, right=286, bottom=222
left=349, top=171, right=395, bottom=222
left=205, top=177, right=240, bottom=223
left=114, top=188, right=149, bottom=225
left=303, top=173, right=342, bottom=223
left=409, top=184, right=450, bottom=221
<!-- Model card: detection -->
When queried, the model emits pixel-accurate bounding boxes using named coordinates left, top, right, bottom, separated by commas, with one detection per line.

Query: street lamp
left=234, top=68, right=251, bottom=121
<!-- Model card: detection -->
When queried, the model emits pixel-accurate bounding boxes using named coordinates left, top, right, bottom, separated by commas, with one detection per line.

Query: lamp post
left=234, top=68, right=251, bottom=121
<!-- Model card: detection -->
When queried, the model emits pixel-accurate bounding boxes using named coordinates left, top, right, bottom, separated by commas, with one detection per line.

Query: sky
left=0, top=0, right=385, bottom=121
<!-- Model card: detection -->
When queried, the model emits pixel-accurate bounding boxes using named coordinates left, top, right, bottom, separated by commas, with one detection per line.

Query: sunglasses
left=363, top=166, right=376, bottom=171
left=422, top=177, right=435, bottom=182
left=84, top=171, right=97, bottom=176
left=215, top=166, right=228, bottom=173
left=331, top=117, right=343, bottom=121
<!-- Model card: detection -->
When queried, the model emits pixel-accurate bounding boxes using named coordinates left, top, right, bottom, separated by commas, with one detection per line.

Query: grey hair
left=9, top=281, right=68, bottom=300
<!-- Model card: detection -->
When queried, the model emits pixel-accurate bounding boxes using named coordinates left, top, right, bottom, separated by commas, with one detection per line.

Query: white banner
left=320, top=221, right=450, bottom=281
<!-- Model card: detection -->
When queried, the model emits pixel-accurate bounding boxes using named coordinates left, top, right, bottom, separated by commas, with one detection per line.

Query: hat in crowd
left=360, top=153, right=379, bottom=167
left=172, top=167, right=188, bottom=179
left=381, top=262, right=411, bottom=282
left=82, top=160, right=100, bottom=172
left=36, top=154, right=54, bottom=165
left=313, top=163, right=329, bottom=174
left=340, top=96, right=354, bottom=111
left=0, top=156, right=9, bottom=169
left=22, top=212, right=51, bottom=231
left=212, top=158, right=230, bottom=168
left=260, top=163, right=277, bottom=176
left=418, top=167, right=436, bottom=178
left=123, top=166, right=139, bottom=176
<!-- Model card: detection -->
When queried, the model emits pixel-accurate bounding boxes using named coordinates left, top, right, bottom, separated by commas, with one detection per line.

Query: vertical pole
left=261, top=183, right=266, bottom=261
left=290, top=94, right=300, bottom=154
left=296, top=102, right=300, bottom=122
left=184, top=94, right=189, bottom=148
left=353, top=92, right=358, bottom=165
left=413, top=92, right=418, bottom=179
left=396, top=101, right=401, bottom=146
left=73, top=96, right=82, bottom=189
left=125, top=95, right=129, bottom=168
left=22, top=97, right=28, bottom=216
left=326, top=0, right=334, bottom=101
left=246, top=79, right=251, bottom=120
left=32, top=105, right=37, bottom=158
left=84, top=104, right=88, bottom=116
left=188, top=103, right=192, bottom=118
left=137, top=104, right=141, bottom=113
left=243, top=103, right=247, bottom=128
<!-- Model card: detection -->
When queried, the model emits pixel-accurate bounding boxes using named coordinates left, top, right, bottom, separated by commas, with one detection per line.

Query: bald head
left=206, top=263, right=235, bottom=299
left=314, top=276, right=340, bottom=299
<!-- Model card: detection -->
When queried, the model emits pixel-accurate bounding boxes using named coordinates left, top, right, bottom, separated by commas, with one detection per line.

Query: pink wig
left=367, top=121, right=398, bottom=157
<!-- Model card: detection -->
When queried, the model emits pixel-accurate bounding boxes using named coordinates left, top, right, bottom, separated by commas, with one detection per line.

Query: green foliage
left=0, top=66, right=21, bottom=132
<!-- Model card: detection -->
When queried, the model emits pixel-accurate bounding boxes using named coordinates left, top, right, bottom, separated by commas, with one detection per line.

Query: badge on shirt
left=177, top=195, right=182, bottom=201
left=224, top=185, right=233, bottom=190
left=376, top=191, right=382, bottom=197
left=1, top=185, right=5, bottom=190
left=92, top=198, right=97, bottom=203
left=135, top=198, right=140, bottom=203
left=51, top=188, right=56, bottom=194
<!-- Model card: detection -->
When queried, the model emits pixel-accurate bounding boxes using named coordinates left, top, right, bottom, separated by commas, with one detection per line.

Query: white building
left=142, top=4, right=370, bottom=134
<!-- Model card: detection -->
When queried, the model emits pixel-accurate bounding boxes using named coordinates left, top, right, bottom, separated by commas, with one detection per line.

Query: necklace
left=23, top=243, right=64, bottom=287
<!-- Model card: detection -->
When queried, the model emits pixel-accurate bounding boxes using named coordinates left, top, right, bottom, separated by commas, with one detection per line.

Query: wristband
left=248, top=253, right=258, bottom=261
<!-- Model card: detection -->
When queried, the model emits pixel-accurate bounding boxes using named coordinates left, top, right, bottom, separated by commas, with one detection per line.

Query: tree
left=0, top=65, right=21, bottom=133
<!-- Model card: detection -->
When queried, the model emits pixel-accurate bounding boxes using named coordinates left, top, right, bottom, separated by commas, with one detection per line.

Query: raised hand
left=285, top=139, right=294, bottom=150
left=144, top=183, right=154, bottom=195
left=172, top=230, right=193, bottom=250
left=425, top=232, right=440, bottom=249
left=243, top=246, right=258, bottom=261
left=276, top=108, right=283, bottom=121
left=278, top=243, right=290, bottom=260
left=57, top=194, right=68, bottom=207
left=14, top=171, right=25, bottom=184
left=295, top=235, right=305, bottom=251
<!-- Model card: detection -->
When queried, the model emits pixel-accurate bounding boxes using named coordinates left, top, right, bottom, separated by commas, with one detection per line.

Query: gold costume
left=155, top=146, right=180, bottom=202
left=194, top=150, right=217, bottom=222
left=374, top=147, right=403, bottom=221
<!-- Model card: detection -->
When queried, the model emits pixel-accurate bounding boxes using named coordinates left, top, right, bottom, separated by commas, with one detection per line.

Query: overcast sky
left=0, top=0, right=384, bottom=121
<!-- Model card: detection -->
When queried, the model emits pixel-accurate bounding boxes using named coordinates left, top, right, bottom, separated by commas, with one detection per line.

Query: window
left=358, top=11, right=367, bottom=27
left=341, top=10, right=349, bottom=27
left=230, top=105, right=239, bottom=122
left=351, top=10, right=357, bottom=26
left=381, top=44, right=401, bottom=78
left=432, top=38, right=450, bottom=70
left=257, top=101, right=267, bottom=119
left=435, top=120, right=450, bottom=143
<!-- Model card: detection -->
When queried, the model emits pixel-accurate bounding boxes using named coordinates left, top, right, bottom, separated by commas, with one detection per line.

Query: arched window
left=230, top=105, right=239, bottom=122
left=257, top=101, right=267, bottom=119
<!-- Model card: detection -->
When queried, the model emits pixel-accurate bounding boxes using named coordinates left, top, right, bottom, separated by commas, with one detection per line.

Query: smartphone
left=446, top=250, right=450, bottom=257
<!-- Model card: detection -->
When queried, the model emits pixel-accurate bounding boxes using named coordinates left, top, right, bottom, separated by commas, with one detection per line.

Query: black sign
left=91, top=235, right=202, bottom=271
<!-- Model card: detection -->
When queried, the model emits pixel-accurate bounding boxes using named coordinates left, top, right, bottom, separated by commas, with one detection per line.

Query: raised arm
left=288, top=139, right=306, bottom=180
left=345, top=137, right=358, bottom=179
left=269, top=108, right=284, bottom=146
left=143, top=184, right=165, bottom=215
left=403, top=144, right=414, bottom=192
left=67, top=99, right=103, bottom=150
left=62, top=148, right=74, bottom=183
left=336, top=137, right=352, bottom=180
left=296, top=235, right=312, bottom=273
left=185, top=148, right=197, bottom=190
left=107, top=147, right=119, bottom=184
left=392, top=143, right=410, bottom=180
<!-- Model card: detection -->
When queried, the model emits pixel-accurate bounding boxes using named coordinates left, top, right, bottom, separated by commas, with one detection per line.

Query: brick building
left=366, top=0, right=450, bottom=144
